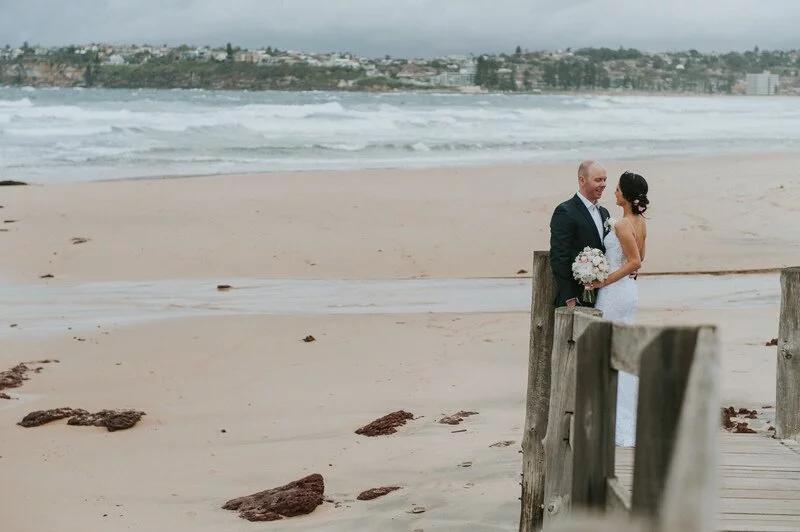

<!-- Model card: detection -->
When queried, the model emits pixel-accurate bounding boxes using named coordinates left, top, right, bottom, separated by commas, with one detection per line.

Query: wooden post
left=571, top=320, right=614, bottom=509
left=776, top=266, right=800, bottom=441
left=631, top=328, right=699, bottom=520
left=543, top=307, right=601, bottom=527
left=519, top=251, right=557, bottom=532
left=546, top=513, right=650, bottom=532
left=659, top=326, right=720, bottom=532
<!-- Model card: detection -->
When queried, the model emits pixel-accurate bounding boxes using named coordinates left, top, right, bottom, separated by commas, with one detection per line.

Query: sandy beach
left=1, top=153, right=796, bottom=531
left=2, top=153, right=799, bottom=283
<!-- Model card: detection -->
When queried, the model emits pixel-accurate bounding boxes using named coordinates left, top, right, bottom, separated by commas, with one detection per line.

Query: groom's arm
left=550, top=204, right=580, bottom=306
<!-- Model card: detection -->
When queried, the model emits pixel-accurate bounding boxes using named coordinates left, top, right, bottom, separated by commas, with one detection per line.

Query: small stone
left=357, top=486, right=401, bottom=501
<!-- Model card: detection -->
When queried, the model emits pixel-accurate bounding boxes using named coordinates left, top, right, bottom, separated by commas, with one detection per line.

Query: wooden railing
left=519, top=251, right=800, bottom=532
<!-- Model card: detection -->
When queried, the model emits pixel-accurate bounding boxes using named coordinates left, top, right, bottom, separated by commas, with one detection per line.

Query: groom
left=549, top=160, right=610, bottom=308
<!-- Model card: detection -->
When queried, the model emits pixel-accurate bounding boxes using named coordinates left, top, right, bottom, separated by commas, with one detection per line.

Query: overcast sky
left=1, top=0, right=798, bottom=57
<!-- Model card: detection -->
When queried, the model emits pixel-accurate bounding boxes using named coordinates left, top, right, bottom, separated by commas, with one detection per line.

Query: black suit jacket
left=549, top=194, right=610, bottom=307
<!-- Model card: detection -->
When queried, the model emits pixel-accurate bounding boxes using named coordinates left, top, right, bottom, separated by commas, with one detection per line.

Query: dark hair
left=619, top=171, right=649, bottom=215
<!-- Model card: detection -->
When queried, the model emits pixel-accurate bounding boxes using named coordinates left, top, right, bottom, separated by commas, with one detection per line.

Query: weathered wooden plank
left=542, top=511, right=800, bottom=531
left=631, top=327, right=699, bottom=520
left=719, top=523, right=800, bottom=532
left=571, top=320, right=666, bottom=377
left=606, top=477, right=631, bottom=513
left=719, top=514, right=800, bottom=523
left=610, top=323, right=662, bottom=376
left=718, top=489, right=800, bottom=500
left=546, top=514, right=649, bottom=532
left=572, top=311, right=602, bottom=340
left=616, top=472, right=800, bottom=489
left=717, top=457, right=800, bottom=470
left=717, top=470, right=800, bottom=479
left=776, top=266, right=800, bottom=441
left=542, top=307, right=601, bottom=527
left=659, top=326, right=720, bottom=532
left=717, top=499, right=800, bottom=515
left=519, top=250, right=557, bottom=532
left=572, top=320, right=614, bottom=509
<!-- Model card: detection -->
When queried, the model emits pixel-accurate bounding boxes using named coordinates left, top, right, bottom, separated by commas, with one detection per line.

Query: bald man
left=549, top=160, right=610, bottom=308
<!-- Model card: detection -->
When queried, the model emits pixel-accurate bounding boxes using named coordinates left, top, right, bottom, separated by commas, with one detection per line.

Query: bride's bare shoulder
left=613, top=217, right=635, bottom=233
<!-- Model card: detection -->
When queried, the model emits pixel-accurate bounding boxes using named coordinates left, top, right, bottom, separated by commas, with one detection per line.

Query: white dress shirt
left=577, top=191, right=604, bottom=241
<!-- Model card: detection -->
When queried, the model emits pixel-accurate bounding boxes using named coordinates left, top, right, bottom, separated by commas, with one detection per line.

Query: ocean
left=2, top=87, right=800, bottom=184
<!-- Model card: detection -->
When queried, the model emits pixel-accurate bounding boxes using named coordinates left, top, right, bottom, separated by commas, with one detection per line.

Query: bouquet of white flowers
left=571, top=247, right=609, bottom=304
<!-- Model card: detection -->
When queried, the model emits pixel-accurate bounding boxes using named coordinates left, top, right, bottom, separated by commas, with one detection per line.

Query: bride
left=585, top=171, right=649, bottom=447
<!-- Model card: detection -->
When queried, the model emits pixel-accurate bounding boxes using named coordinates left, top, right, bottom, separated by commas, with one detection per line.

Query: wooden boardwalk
left=518, top=254, right=800, bottom=532
left=616, top=433, right=800, bottom=532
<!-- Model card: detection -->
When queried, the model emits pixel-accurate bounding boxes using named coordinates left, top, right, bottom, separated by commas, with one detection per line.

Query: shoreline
left=13, top=146, right=800, bottom=188
left=0, top=272, right=780, bottom=340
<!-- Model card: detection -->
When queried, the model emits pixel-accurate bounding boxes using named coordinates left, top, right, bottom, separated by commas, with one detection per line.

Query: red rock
left=732, top=422, right=757, bottom=434
left=18, top=408, right=88, bottom=427
left=67, top=409, right=146, bottom=431
left=439, top=411, right=479, bottom=425
left=355, top=410, right=414, bottom=436
left=0, top=363, right=30, bottom=391
left=222, top=474, right=324, bottom=521
left=18, top=408, right=145, bottom=431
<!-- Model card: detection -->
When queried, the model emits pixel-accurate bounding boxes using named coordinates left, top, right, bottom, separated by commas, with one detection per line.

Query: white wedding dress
left=595, top=224, right=638, bottom=447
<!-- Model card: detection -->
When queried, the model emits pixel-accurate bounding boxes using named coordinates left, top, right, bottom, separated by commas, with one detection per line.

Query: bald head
left=578, top=160, right=604, bottom=180
left=577, top=160, right=607, bottom=203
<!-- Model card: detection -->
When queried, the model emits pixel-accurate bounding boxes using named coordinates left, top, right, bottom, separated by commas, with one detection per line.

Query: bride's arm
left=601, top=221, right=642, bottom=287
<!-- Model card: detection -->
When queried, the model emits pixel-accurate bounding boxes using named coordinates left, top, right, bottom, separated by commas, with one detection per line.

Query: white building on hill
left=746, top=71, right=780, bottom=95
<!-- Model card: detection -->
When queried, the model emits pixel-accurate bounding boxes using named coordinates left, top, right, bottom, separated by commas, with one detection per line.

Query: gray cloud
left=1, top=0, right=798, bottom=57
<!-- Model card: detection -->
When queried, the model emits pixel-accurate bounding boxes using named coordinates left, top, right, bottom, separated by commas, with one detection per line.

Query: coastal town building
left=746, top=71, right=780, bottom=95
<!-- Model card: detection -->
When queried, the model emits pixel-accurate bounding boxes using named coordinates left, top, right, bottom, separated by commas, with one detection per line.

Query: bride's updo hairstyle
left=619, top=171, right=649, bottom=215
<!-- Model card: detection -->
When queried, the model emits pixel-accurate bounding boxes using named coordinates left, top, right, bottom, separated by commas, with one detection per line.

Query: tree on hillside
left=226, top=42, right=234, bottom=62
left=523, top=69, right=532, bottom=90
left=543, top=63, right=557, bottom=87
